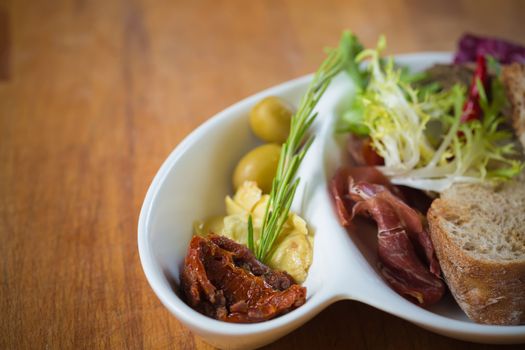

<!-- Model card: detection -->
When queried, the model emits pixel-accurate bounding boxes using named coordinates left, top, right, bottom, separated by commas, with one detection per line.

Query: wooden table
left=1, top=0, right=524, bottom=348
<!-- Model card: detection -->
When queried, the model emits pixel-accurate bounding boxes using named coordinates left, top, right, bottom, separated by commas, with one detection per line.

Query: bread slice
left=502, top=63, right=525, bottom=149
left=428, top=174, right=525, bottom=325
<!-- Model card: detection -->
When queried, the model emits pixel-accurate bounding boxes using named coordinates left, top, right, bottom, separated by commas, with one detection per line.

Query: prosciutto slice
left=330, top=167, right=445, bottom=306
left=330, top=166, right=404, bottom=227
left=347, top=135, right=385, bottom=166
left=181, top=235, right=306, bottom=323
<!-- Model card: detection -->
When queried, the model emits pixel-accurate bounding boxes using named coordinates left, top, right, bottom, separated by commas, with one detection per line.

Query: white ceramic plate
left=138, top=52, right=525, bottom=349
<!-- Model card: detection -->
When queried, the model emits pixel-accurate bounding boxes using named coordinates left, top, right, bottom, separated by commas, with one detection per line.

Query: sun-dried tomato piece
left=181, top=235, right=306, bottom=323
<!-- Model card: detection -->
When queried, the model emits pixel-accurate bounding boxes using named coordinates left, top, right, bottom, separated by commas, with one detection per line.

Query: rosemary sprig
left=254, top=32, right=355, bottom=263
left=247, top=214, right=255, bottom=253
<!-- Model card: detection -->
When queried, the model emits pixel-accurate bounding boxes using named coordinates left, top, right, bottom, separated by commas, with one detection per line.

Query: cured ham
left=347, top=135, right=384, bottom=166
left=330, top=167, right=445, bottom=306
left=330, top=166, right=404, bottom=227
left=181, top=235, right=306, bottom=323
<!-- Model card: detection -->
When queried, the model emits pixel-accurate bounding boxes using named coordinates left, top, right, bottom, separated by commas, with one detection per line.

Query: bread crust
left=428, top=201, right=525, bottom=325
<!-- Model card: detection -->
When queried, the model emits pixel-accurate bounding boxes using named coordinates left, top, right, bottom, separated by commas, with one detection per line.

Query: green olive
left=233, top=144, right=281, bottom=193
left=249, top=96, right=292, bottom=143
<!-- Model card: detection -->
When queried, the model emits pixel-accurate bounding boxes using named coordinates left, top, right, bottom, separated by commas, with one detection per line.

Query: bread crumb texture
left=437, top=175, right=525, bottom=262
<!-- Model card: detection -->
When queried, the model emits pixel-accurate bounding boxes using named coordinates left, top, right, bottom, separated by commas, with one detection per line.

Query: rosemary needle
left=254, top=32, right=356, bottom=263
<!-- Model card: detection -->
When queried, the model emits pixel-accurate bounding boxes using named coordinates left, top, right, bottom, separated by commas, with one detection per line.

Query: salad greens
left=338, top=36, right=523, bottom=192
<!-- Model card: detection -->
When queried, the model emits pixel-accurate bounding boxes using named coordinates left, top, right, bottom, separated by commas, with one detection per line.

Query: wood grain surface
left=1, top=0, right=524, bottom=349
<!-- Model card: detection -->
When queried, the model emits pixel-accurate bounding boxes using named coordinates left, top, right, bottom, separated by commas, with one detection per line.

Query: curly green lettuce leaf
left=335, top=32, right=370, bottom=136
left=351, top=37, right=522, bottom=192
left=337, top=96, right=370, bottom=136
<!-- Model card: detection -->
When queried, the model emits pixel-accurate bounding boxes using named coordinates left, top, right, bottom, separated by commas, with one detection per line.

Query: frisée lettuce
left=340, top=36, right=523, bottom=192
